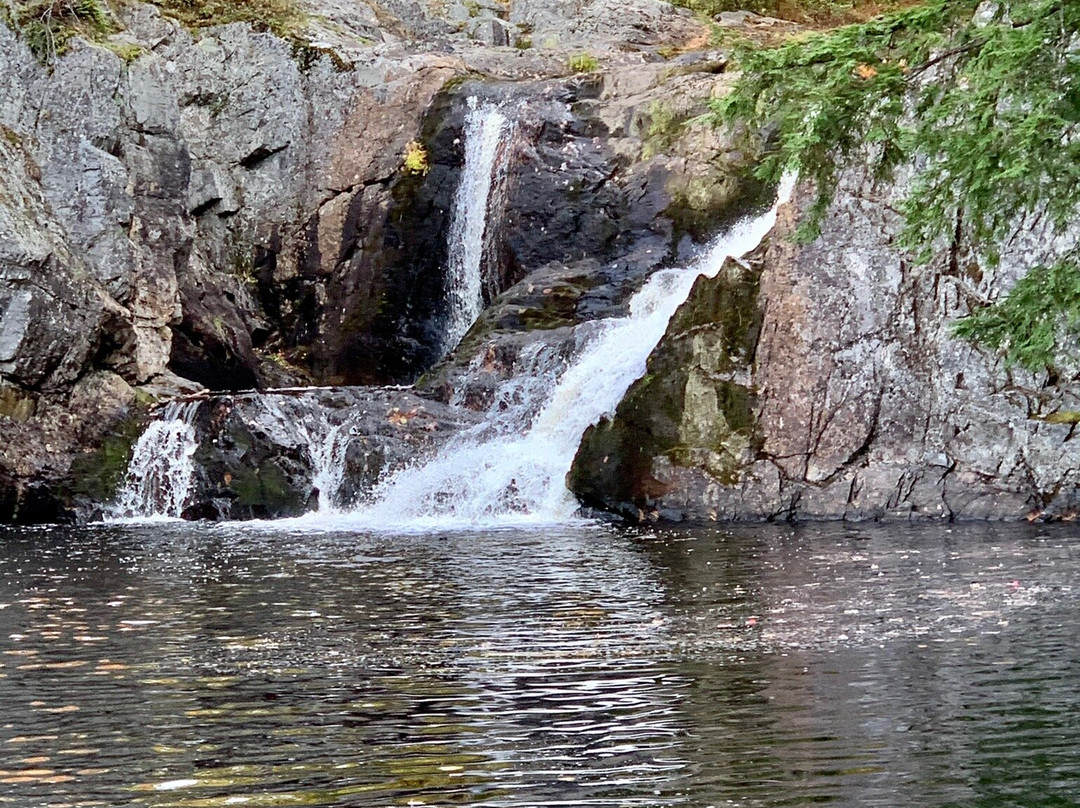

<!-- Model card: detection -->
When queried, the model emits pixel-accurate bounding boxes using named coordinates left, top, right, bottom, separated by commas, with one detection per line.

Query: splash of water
left=307, top=422, right=351, bottom=513
left=442, top=97, right=515, bottom=354
left=236, top=395, right=354, bottom=513
left=112, top=400, right=201, bottom=520
left=303, top=176, right=796, bottom=532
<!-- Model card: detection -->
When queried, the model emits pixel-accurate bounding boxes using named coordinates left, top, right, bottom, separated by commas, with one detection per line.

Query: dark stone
left=184, top=387, right=482, bottom=520
left=170, top=279, right=262, bottom=391
left=569, top=258, right=764, bottom=518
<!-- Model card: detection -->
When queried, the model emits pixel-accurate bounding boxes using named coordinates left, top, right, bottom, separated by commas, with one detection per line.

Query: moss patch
left=227, top=463, right=302, bottom=509
left=64, top=411, right=147, bottom=503
left=641, top=100, right=688, bottom=161
left=99, top=38, right=142, bottom=61
left=6, top=0, right=118, bottom=63
left=0, top=385, right=35, bottom=422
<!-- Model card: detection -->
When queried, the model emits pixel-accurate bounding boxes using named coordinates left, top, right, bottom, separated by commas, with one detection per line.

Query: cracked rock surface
left=571, top=169, right=1080, bottom=522
left=0, top=0, right=739, bottom=521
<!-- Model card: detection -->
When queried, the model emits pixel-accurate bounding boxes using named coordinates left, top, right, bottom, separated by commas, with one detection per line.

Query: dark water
left=0, top=521, right=1078, bottom=807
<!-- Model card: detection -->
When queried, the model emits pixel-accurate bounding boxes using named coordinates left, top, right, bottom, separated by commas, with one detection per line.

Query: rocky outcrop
left=421, top=59, right=764, bottom=406
left=1, top=0, right=756, bottom=521
left=0, top=12, right=465, bottom=519
left=569, top=256, right=763, bottom=520
left=509, top=0, right=699, bottom=50
left=179, top=387, right=481, bottom=520
left=571, top=171, right=1080, bottom=522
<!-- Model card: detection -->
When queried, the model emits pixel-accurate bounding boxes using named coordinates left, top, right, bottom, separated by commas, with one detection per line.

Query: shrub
left=146, top=0, right=306, bottom=39
left=7, top=0, right=116, bottom=62
left=402, top=140, right=430, bottom=175
left=568, top=52, right=599, bottom=73
left=670, top=0, right=918, bottom=25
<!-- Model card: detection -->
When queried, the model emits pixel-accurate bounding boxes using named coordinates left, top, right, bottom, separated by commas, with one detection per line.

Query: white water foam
left=112, top=400, right=201, bottom=521
left=442, top=97, right=515, bottom=354
left=295, top=175, right=797, bottom=532
left=307, top=422, right=351, bottom=513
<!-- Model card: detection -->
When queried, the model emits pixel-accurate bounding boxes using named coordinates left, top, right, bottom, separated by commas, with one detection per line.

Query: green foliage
left=402, top=140, right=430, bottom=175
left=712, top=0, right=965, bottom=240
left=146, top=0, right=306, bottom=39
left=7, top=0, right=117, bottom=62
left=898, top=2, right=1080, bottom=266
left=713, top=0, right=1080, bottom=369
left=952, top=258, right=1080, bottom=371
left=6, top=0, right=309, bottom=62
left=671, top=0, right=854, bottom=19
left=568, top=52, right=599, bottom=73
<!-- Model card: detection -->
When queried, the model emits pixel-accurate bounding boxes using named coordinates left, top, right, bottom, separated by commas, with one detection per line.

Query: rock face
left=572, top=172, right=1080, bottom=522
left=179, top=388, right=481, bottom=520
left=0, top=13, right=464, bottom=519
left=1, top=0, right=754, bottom=521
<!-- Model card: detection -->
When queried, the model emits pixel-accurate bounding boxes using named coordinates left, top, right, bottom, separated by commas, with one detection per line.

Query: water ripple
left=0, top=522, right=1078, bottom=806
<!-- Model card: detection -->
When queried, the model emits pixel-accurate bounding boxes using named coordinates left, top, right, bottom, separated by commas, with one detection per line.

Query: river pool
left=0, top=521, right=1077, bottom=807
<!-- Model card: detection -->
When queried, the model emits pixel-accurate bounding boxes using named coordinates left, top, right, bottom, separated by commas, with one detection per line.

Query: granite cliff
left=571, top=169, right=1080, bottom=521
left=0, top=0, right=749, bottom=520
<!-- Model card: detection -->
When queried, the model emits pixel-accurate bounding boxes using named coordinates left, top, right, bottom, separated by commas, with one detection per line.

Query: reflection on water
left=0, top=522, right=1077, bottom=807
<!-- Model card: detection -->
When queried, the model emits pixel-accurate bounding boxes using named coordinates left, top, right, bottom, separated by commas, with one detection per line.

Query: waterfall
left=306, top=421, right=351, bottom=513
left=442, top=97, right=515, bottom=354
left=234, top=394, right=354, bottom=513
left=303, top=176, right=797, bottom=531
left=112, top=400, right=201, bottom=520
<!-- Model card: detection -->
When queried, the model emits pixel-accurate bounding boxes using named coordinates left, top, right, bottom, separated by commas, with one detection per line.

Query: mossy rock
left=570, top=260, right=763, bottom=514
left=64, top=410, right=148, bottom=504
left=226, top=462, right=304, bottom=511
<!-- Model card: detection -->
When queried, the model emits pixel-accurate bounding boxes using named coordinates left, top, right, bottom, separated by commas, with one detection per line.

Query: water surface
left=0, top=522, right=1077, bottom=807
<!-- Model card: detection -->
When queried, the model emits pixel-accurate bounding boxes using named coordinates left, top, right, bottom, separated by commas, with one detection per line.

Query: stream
left=1, top=521, right=1077, bottom=807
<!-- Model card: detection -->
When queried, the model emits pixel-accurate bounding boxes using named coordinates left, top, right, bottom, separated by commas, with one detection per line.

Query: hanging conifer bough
left=713, top=0, right=1080, bottom=372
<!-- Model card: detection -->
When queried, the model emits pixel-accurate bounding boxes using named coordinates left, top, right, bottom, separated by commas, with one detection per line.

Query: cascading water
left=305, top=176, right=797, bottom=531
left=112, top=400, right=201, bottom=520
left=232, top=395, right=355, bottom=513
left=442, top=97, right=515, bottom=354
left=305, top=421, right=351, bottom=513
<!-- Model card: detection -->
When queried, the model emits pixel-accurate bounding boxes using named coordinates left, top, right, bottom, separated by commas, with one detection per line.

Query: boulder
left=184, top=387, right=482, bottom=519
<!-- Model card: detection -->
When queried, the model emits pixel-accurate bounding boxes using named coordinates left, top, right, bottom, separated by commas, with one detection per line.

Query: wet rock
left=1, top=370, right=147, bottom=524
left=570, top=258, right=764, bottom=518
left=573, top=168, right=1080, bottom=522
left=186, top=387, right=482, bottom=519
